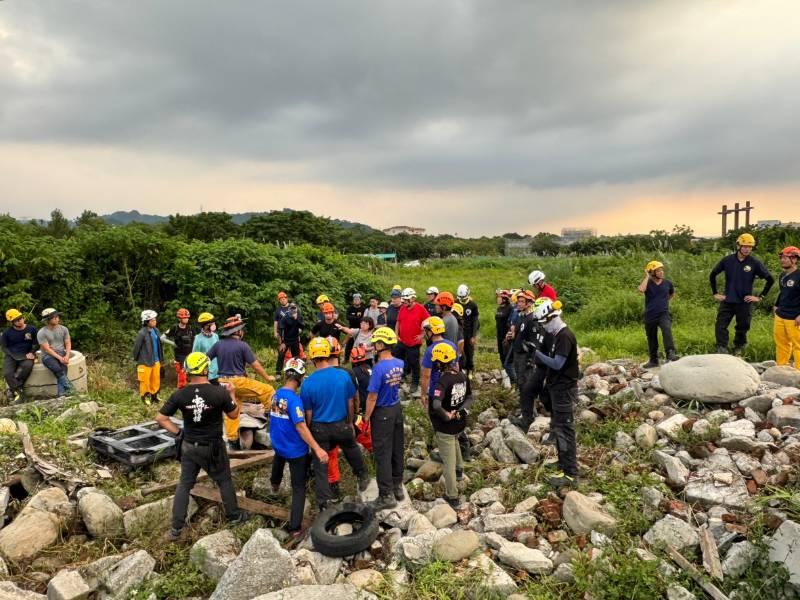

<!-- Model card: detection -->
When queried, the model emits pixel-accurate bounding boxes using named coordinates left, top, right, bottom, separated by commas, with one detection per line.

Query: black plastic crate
left=88, top=419, right=180, bottom=467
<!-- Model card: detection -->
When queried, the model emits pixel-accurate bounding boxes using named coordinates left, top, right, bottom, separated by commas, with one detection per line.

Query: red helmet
left=321, top=302, right=335, bottom=314
left=350, top=345, right=369, bottom=364
left=780, top=246, right=800, bottom=259
left=434, top=292, right=454, bottom=308
left=176, top=308, right=190, bottom=319
left=326, top=336, right=342, bottom=356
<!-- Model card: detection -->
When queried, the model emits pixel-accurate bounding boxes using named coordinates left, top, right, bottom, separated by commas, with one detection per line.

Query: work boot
left=510, top=414, right=532, bottom=432
left=429, top=450, right=443, bottom=463
left=357, top=472, right=370, bottom=493
left=227, top=439, right=242, bottom=452
left=141, top=393, right=152, bottom=406
left=371, top=495, right=397, bottom=511
left=666, top=350, right=680, bottom=362
left=12, top=389, right=24, bottom=404
left=548, top=472, right=578, bottom=491
left=455, top=468, right=464, bottom=482
left=541, top=432, right=557, bottom=446
left=444, top=495, right=462, bottom=509
left=716, top=345, right=729, bottom=354
left=228, top=510, right=252, bottom=526
left=330, top=482, right=342, bottom=502
left=150, top=393, right=160, bottom=404
left=733, top=346, right=746, bottom=357
left=4, top=388, right=14, bottom=404
left=642, top=359, right=659, bottom=369
left=393, top=484, right=405, bottom=501
left=166, top=527, right=184, bottom=542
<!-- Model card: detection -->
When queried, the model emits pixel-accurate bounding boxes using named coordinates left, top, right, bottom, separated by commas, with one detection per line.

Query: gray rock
left=666, top=585, right=697, bottom=600
left=345, top=569, right=384, bottom=590
left=470, top=487, right=502, bottom=506
left=777, top=387, right=800, bottom=400
left=614, top=431, right=635, bottom=451
left=552, top=562, right=575, bottom=583
left=768, top=519, right=800, bottom=588
left=0, top=581, right=46, bottom=600
left=635, top=423, right=658, bottom=449
left=470, top=553, right=518, bottom=594
left=47, top=570, right=92, bottom=600
left=432, top=529, right=480, bottom=562
left=77, top=487, right=123, bottom=540
left=497, top=541, right=553, bottom=574
left=502, top=423, right=541, bottom=464
left=684, top=472, right=750, bottom=510
left=123, top=495, right=197, bottom=536
left=722, top=540, right=758, bottom=578
left=97, top=550, right=155, bottom=600
left=732, top=452, right=762, bottom=477
left=767, top=405, right=800, bottom=429
left=740, top=394, right=776, bottom=414
left=486, top=428, right=517, bottom=463
left=720, top=420, right=756, bottom=439
left=415, top=461, right=444, bottom=482
left=717, top=436, right=768, bottom=454
left=762, top=366, right=800, bottom=388
left=210, top=529, right=296, bottom=600
left=0, top=487, right=73, bottom=562
left=407, top=513, right=437, bottom=537
left=0, top=556, right=6, bottom=577
left=562, top=491, right=617, bottom=535
left=655, top=414, right=689, bottom=441
left=660, top=354, right=760, bottom=403
left=483, top=512, right=537, bottom=538
left=426, top=504, right=457, bottom=529
left=293, top=549, right=342, bottom=585
left=251, top=584, right=377, bottom=600
left=514, top=496, right=540, bottom=513
left=644, top=515, right=699, bottom=553
left=190, top=530, right=242, bottom=581
left=395, top=528, right=452, bottom=566
left=653, top=450, right=690, bottom=488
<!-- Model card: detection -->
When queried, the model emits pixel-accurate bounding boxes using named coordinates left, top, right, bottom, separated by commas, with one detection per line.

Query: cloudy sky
left=1, top=1, right=799, bottom=236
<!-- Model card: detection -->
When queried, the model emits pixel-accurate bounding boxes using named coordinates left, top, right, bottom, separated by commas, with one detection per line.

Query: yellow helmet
left=184, top=352, right=211, bottom=375
left=197, top=312, right=215, bottom=324
left=315, top=294, right=331, bottom=305
left=308, top=337, right=332, bottom=359
left=645, top=260, right=664, bottom=273
left=736, top=233, right=756, bottom=247
left=451, top=303, right=464, bottom=317
left=422, top=316, right=446, bottom=335
left=431, top=342, right=457, bottom=365
left=5, top=309, right=23, bottom=322
left=392, top=284, right=402, bottom=291
left=371, top=327, right=398, bottom=346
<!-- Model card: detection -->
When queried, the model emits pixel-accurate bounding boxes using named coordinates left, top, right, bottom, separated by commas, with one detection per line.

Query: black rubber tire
left=310, top=502, right=380, bottom=558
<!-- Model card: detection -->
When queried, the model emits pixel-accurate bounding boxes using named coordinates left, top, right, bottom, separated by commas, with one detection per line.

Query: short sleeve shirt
left=159, top=383, right=236, bottom=442
left=367, top=357, right=404, bottom=407
left=207, top=338, right=257, bottom=377
left=301, top=367, right=356, bottom=423
left=269, top=388, right=308, bottom=459
left=37, top=325, right=70, bottom=353
left=545, top=327, right=579, bottom=391
left=644, top=279, right=674, bottom=321
left=397, top=303, right=429, bottom=347
left=777, top=270, right=800, bottom=320
left=421, top=339, right=458, bottom=398
left=430, top=370, right=470, bottom=435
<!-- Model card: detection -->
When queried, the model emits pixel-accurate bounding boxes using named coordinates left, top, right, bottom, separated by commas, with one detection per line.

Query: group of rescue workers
left=2, top=233, right=798, bottom=542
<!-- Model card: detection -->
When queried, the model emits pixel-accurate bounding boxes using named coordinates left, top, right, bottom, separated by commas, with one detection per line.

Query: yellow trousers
left=136, top=362, right=161, bottom=396
left=774, top=316, right=800, bottom=366
left=219, top=376, right=275, bottom=441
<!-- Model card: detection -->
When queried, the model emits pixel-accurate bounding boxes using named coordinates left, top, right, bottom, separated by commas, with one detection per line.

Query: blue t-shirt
left=301, top=367, right=356, bottom=423
left=150, top=329, right=161, bottom=362
left=367, top=357, right=404, bottom=407
left=269, top=388, right=308, bottom=459
left=207, top=338, right=257, bottom=377
left=644, top=278, right=674, bottom=322
left=1, top=325, right=37, bottom=358
left=422, top=340, right=459, bottom=399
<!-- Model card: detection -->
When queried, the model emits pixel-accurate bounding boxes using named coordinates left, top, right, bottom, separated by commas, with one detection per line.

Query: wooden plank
left=226, top=450, right=274, bottom=459
left=16, top=421, right=81, bottom=489
left=141, top=450, right=274, bottom=496
left=190, top=484, right=312, bottom=529
left=666, top=545, right=730, bottom=600
left=699, top=526, right=724, bottom=581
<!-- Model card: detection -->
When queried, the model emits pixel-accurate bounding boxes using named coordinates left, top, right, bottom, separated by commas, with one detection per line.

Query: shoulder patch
left=295, top=406, right=304, bottom=418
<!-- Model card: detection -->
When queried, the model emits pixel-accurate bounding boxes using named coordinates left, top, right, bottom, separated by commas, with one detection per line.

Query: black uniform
left=278, top=313, right=305, bottom=365
left=424, top=301, right=438, bottom=316
left=458, top=299, right=480, bottom=372
left=430, top=370, right=473, bottom=435
left=164, top=324, right=196, bottom=364
left=274, top=304, right=295, bottom=374
left=385, top=304, right=401, bottom=331
left=540, top=326, right=579, bottom=477
left=495, top=301, right=513, bottom=359
left=160, top=384, right=243, bottom=532
left=311, top=320, right=343, bottom=341
left=344, top=304, right=365, bottom=362
left=512, top=312, right=547, bottom=424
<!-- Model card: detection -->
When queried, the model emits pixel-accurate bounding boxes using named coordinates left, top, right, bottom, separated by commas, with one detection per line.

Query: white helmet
left=528, top=270, right=546, bottom=285
left=283, top=358, right=306, bottom=376
left=140, top=309, right=158, bottom=322
left=426, top=286, right=439, bottom=295
left=401, top=287, right=417, bottom=300
left=456, top=284, right=470, bottom=299
left=532, top=298, right=562, bottom=322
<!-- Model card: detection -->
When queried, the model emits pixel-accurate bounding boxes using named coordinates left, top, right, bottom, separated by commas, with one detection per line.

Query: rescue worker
left=191, top=312, right=219, bottom=383
left=269, top=358, right=329, bottom=537
left=273, top=291, right=294, bottom=376
left=419, top=316, right=458, bottom=411
left=163, top=308, right=196, bottom=389
left=364, top=327, right=406, bottom=510
left=774, top=246, right=800, bottom=366
left=494, top=289, right=513, bottom=387
left=508, top=291, right=545, bottom=431
left=532, top=298, right=580, bottom=490
left=528, top=270, right=557, bottom=300
left=156, top=352, right=250, bottom=541
left=394, top=288, right=428, bottom=396
left=638, top=260, right=678, bottom=368
left=325, top=336, right=345, bottom=500
left=710, top=233, right=774, bottom=355
left=37, top=308, right=74, bottom=397
left=1, top=309, right=37, bottom=403
left=206, top=315, right=275, bottom=449
left=301, top=337, right=369, bottom=510
left=456, top=284, right=480, bottom=379
left=277, top=303, right=305, bottom=369
left=429, top=343, right=473, bottom=508
left=132, top=309, right=163, bottom=405
left=424, top=287, right=439, bottom=316
left=315, top=294, right=331, bottom=322
left=344, top=293, right=365, bottom=363
left=311, top=303, right=343, bottom=340
left=434, top=292, right=460, bottom=346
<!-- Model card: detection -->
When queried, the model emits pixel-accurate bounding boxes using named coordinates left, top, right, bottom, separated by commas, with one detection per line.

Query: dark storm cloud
left=2, top=0, right=799, bottom=191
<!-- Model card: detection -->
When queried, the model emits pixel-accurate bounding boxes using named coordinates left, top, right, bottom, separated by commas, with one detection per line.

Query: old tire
left=310, top=502, right=379, bottom=557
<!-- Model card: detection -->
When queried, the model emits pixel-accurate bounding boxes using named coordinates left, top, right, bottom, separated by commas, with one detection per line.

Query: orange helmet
left=435, top=292, right=455, bottom=308
left=521, top=290, right=536, bottom=303
left=277, top=291, right=288, bottom=299
left=326, top=336, right=342, bottom=356
left=321, top=302, right=335, bottom=314
left=780, top=246, right=800, bottom=259
left=176, top=308, right=190, bottom=319
left=350, top=345, right=369, bottom=364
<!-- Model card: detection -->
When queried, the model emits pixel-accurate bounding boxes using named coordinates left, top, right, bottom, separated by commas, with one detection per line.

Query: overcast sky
left=1, top=1, right=799, bottom=236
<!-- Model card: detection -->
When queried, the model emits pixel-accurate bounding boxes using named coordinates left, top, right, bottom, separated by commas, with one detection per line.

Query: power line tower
left=718, top=201, right=753, bottom=236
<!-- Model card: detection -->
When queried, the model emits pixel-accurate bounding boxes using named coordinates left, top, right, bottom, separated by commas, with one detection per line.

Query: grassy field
left=382, top=252, right=783, bottom=363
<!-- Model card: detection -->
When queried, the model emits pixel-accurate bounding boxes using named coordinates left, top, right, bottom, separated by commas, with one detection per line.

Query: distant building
left=756, top=220, right=782, bottom=228
left=383, top=225, right=426, bottom=236
left=504, top=237, right=533, bottom=256
left=559, top=227, right=597, bottom=245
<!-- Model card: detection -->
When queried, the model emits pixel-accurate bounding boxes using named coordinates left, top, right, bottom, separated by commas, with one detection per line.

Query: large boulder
left=210, top=529, right=296, bottom=600
left=77, top=487, right=123, bottom=539
left=251, top=584, right=377, bottom=600
left=123, top=495, right=197, bottom=536
left=768, top=520, right=800, bottom=589
left=562, top=491, right=617, bottom=535
left=190, top=530, right=242, bottom=581
left=762, top=366, right=800, bottom=388
left=0, top=487, right=73, bottom=562
left=660, top=355, right=760, bottom=403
